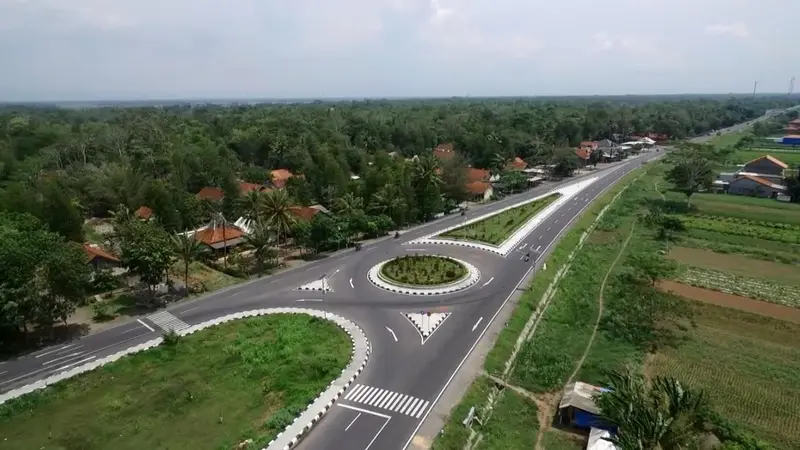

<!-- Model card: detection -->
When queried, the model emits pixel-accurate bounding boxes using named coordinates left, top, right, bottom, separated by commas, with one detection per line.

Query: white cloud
left=705, top=23, right=750, bottom=38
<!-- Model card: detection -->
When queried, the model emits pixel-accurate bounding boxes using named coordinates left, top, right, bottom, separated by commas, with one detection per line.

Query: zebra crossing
left=343, top=384, right=429, bottom=418
left=147, top=311, right=189, bottom=332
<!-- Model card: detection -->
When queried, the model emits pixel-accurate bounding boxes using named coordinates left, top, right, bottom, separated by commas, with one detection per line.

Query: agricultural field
left=646, top=302, right=800, bottom=449
left=0, top=314, right=352, bottom=450
left=732, top=150, right=800, bottom=165
left=440, top=193, right=561, bottom=245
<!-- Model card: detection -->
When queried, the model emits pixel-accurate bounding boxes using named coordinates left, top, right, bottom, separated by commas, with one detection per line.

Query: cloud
left=0, top=0, right=795, bottom=100
left=705, top=23, right=751, bottom=38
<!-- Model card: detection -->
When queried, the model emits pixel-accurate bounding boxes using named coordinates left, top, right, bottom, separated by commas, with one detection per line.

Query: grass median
left=440, top=193, right=561, bottom=245
left=0, top=314, right=352, bottom=450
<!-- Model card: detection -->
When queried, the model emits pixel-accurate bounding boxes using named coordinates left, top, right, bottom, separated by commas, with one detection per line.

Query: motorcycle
left=394, top=231, right=401, bottom=239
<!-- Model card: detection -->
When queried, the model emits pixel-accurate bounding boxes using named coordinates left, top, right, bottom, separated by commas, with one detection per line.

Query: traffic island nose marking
left=403, top=312, right=451, bottom=344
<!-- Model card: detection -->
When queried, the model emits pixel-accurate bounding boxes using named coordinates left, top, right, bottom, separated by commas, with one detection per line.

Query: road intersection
left=0, top=149, right=662, bottom=450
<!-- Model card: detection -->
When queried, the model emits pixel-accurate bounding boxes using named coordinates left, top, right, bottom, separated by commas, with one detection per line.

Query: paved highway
left=0, top=110, right=784, bottom=450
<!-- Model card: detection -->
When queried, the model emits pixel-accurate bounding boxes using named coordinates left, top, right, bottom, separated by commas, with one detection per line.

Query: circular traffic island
left=369, top=254, right=481, bottom=295
left=381, top=255, right=468, bottom=286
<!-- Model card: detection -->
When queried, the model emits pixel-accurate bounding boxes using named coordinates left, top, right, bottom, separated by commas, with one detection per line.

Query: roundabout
left=368, top=254, right=481, bottom=295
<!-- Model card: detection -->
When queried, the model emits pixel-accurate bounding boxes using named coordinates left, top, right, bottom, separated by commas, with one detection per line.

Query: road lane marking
left=547, top=226, right=552, bottom=231
left=179, top=306, right=199, bottom=314
left=518, top=243, right=528, bottom=250
left=42, top=351, right=85, bottom=366
left=405, top=248, right=427, bottom=252
left=385, top=326, right=398, bottom=342
left=0, top=371, right=6, bottom=376
left=344, top=383, right=429, bottom=417
left=350, top=278, right=354, bottom=288
left=481, top=277, right=494, bottom=288
left=337, top=403, right=392, bottom=419
left=136, top=319, right=155, bottom=332
left=535, top=245, right=542, bottom=252
left=345, top=413, right=362, bottom=431
left=472, top=317, right=484, bottom=332
left=296, top=298, right=323, bottom=302
left=35, top=343, right=77, bottom=359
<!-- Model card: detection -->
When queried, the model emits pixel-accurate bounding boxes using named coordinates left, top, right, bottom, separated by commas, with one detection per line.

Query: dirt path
left=485, top=373, right=558, bottom=447
left=654, top=182, right=666, bottom=201
left=532, top=221, right=637, bottom=450
left=658, top=280, right=800, bottom=324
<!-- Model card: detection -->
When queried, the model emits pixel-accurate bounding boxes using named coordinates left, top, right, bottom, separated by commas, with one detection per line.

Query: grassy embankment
left=0, top=314, right=352, bottom=450
left=440, top=193, right=561, bottom=245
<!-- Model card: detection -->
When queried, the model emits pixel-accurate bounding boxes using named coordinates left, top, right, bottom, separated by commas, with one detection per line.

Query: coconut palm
left=333, top=192, right=364, bottom=216
left=258, top=189, right=296, bottom=256
left=170, top=233, right=205, bottom=295
left=595, top=368, right=710, bottom=450
left=239, top=189, right=263, bottom=223
left=207, top=209, right=230, bottom=267
left=244, top=219, right=274, bottom=275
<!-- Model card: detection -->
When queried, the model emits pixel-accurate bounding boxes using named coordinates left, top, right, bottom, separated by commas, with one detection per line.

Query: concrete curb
left=295, top=278, right=331, bottom=292
left=367, top=256, right=481, bottom=296
left=406, top=176, right=601, bottom=256
left=404, top=312, right=450, bottom=338
left=0, top=308, right=370, bottom=450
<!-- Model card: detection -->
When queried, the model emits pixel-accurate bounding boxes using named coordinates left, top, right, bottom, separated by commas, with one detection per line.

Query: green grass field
left=0, top=314, right=352, bottom=450
left=440, top=193, right=561, bottom=245
left=732, top=150, right=800, bottom=165
left=647, top=303, right=800, bottom=449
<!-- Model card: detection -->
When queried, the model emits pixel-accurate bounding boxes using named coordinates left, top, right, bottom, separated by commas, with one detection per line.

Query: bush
left=91, top=301, right=115, bottom=322
left=162, top=330, right=181, bottom=346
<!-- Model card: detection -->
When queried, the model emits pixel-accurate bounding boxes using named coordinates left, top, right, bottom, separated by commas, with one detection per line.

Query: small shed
left=557, top=382, right=616, bottom=432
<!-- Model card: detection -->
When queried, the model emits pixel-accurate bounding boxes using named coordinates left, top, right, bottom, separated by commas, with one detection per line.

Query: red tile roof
left=789, top=119, right=800, bottom=125
left=83, top=243, right=120, bottom=263
left=745, top=155, right=789, bottom=169
left=735, top=174, right=783, bottom=189
left=465, top=181, right=491, bottom=195
left=194, top=225, right=245, bottom=246
left=289, top=206, right=322, bottom=222
left=466, top=168, right=490, bottom=182
left=270, top=169, right=296, bottom=189
left=575, top=149, right=590, bottom=160
left=579, top=141, right=598, bottom=149
left=134, top=206, right=153, bottom=220
left=433, top=143, right=456, bottom=161
left=196, top=186, right=224, bottom=201
left=507, top=157, right=527, bottom=170
left=239, top=181, right=268, bottom=194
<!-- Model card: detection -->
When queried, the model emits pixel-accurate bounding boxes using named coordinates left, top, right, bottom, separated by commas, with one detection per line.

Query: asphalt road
left=0, top=110, right=783, bottom=450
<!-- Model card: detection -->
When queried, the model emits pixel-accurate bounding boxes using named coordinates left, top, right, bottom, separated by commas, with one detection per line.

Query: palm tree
left=239, top=189, right=263, bottom=226
left=244, top=219, right=274, bottom=276
left=368, top=185, right=407, bottom=225
left=334, top=192, right=364, bottom=216
left=208, top=210, right=230, bottom=267
left=595, top=368, right=710, bottom=450
left=170, top=233, right=205, bottom=295
left=258, top=189, right=296, bottom=257
left=490, top=152, right=510, bottom=173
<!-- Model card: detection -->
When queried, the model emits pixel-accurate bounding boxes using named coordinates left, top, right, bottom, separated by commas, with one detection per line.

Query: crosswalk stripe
left=146, top=311, right=188, bottom=332
left=342, top=383, right=429, bottom=417
left=345, top=384, right=364, bottom=400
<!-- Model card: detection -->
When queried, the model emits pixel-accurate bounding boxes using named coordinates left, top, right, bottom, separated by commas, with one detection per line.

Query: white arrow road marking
left=472, top=317, right=483, bottom=332
left=136, top=319, right=155, bottom=332
left=350, top=278, right=354, bottom=288
left=481, top=277, right=494, bottom=288
left=296, top=298, right=323, bottom=302
left=385, top=326, right=398, bottom=342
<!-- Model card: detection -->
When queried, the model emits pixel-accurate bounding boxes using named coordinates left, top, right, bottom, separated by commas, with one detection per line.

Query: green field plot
left=0, top=314, right=352, bottom=450
left=440, top=193, right=561, bottom=245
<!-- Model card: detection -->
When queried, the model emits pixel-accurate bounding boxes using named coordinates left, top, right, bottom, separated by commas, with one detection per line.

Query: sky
left=0, top=0, right=797, bottom=101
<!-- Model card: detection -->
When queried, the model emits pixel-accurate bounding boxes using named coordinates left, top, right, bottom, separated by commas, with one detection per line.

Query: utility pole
left=752, top=80, right=758, bottom=98
left=789, top=77, right=796, bottom=96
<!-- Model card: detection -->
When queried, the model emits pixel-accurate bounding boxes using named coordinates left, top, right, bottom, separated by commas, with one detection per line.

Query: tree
left=626, top=252, right=678, bottom=287
left=244, top=219, right=275, bottom=275
left=37, top=242, right=92, bottom=329
left=333, top=192, right=364, bottom=216
left=412, top=155, right=443, bottom=221
left=439, top=154, right=470, bottom=204
left=596, top=368, right=710, bottom=450
left=550, top=148, right=579, bottom=178
left=259, top=189, right=296, bottom=256
left=665, top=155, right=714, bottom=206
left=120, top=221, right=174, bottom=302
left=170, top=233, right=205, bottom=295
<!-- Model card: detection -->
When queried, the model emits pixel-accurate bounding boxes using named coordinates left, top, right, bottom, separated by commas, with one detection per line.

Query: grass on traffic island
left=440, top=193, right=561, bottom=245
left=431, top=167, right=648, bottom=450
left=0, top=314, right=352, bottom=450
left=380, top=255, right=467, bottom=286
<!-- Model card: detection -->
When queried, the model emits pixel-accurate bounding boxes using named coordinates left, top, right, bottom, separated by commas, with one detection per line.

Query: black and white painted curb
left=367, top=255, right=481, bottom=296
left=295, top=278, right=332, bottom=292
left=0, top=308, right=370, bottom=450
left=403, top=312, right=451, bottom=338
left=406, top=176, right=600, bottom=256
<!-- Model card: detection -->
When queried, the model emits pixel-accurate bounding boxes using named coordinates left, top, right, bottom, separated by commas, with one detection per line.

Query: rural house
left=83, top=243, right=122, bottom=272
left=575, top=148, right=591, bottom=167
left=465, top=181, right=493, bottom=202
left=727, top=175, right=787, bottom=198
left=557, top=382, right=619, bottom=450
left=196, top=181, right=272, bottom=202
left=270, top=169, right=297, bottom=189
left=191, top=224, right=246, bottom=252
left=506, top=156, right=528, bottom=171
left=134, top=206, right=153, bottom=221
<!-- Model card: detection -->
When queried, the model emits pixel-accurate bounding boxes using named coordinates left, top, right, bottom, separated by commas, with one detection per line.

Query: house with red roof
left=465, top=181, right=493, bottom=202
left=433, top=143, right=456, bottom=161
left=83, top=243, right=121, bottom=272
left=192, top=224, right=246, bottom=251
left=506, top=157, right=528, bottom=171
left=575, top=148, right=591, bottom=167
left=196, top=181, right=271, bottom=201
left=784, top=118, right=800, bottom=134
left=728, top=174, right=786, bottom=198
left=270, top=169, right=298, bottom=189
left=134, top=206, right=153, bottom=221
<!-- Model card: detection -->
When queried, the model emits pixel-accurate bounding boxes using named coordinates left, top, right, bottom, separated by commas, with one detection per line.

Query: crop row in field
left=646, top=302, right=800, bottom=449
left=679, top=215, right=800, bottom=244
left=688, top=213, right=800, bottom=231
left=678, top=267, right=800, bottom=308
left=688, top=200, right=800, bottom=226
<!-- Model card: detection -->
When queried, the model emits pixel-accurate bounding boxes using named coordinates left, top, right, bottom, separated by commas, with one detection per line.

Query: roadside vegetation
left=433, top=136, right=800, bottom=450
left=0, top=314, right=352, bottom=450
left=380, top=255, right=467, bottom=286
left=440, top=193, right=561, bottom=245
